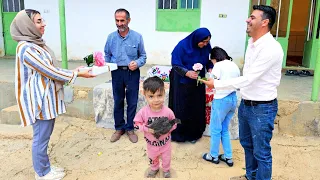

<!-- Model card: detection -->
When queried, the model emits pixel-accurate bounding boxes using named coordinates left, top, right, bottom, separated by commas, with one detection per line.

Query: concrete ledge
left=0, top=105, right=20, bottom=125
left=2, top=81, right=320, bottom=138
left=64, top=86, right=95, bottom=120
left=277, top=100, right=320, bottom=136
left=0, top=85, right=95, bottom=124
left=0, top=81, right=15, bottom=110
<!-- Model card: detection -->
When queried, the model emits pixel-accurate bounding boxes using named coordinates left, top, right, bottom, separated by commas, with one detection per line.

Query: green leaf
left=83, top=53, right=94, bottom=67
left=199, top=77, right=207, bottom=84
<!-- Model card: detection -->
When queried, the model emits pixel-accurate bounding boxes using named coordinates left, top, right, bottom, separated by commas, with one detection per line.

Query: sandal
left=219, top=154, right=234, bottom=167
left=147, top=169, right=159, bottom=178
left=163, top=171, right=171, bottom=178
left=285, top=70, right=299, bottom=76
left=202, top=153, right=219, bottom=164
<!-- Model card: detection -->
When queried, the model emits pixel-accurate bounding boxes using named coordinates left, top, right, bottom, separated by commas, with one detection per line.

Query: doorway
left=247, top=0, right=293, bottom=67
left=247, top=0, right=320, bottom=70
left=287, top=0, right=312, bottom=67
left=302, top=0, right=320, bottom=69
left=286, top=0, right=320, bottom=70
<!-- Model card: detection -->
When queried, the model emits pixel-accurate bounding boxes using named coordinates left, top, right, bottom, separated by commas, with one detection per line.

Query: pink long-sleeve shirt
left=134, top=105, right=176, bottom=145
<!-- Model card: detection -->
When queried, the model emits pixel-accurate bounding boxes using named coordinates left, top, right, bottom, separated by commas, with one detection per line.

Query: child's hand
left=148, top=128, right=155, bottom=134
left=199, top=78, right=214, bottom=89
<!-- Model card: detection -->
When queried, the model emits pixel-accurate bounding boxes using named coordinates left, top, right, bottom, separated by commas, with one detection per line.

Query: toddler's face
left=144, top=90, right=165, bottom=111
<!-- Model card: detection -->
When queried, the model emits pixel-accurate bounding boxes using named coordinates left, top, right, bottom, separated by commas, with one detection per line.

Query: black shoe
left=202, top=153, right=219, bottom=164
left=219, top=154, right=233, bottom=167
left=285, top=70, right=299, bottom=76
left=299, top=70, right=312, bottom=77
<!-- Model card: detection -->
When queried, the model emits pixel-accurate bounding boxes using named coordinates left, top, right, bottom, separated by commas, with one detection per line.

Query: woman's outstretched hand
left=77, top=69, right=96, bottom=78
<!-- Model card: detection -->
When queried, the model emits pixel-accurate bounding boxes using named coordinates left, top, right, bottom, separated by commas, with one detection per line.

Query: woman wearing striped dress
left=10, top=9, right=95, bottom=180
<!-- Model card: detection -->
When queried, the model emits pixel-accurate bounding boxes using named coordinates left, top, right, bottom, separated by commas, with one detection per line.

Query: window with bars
left=181, top=0, right=199, bottom=9
left=156, top=0, right=201, bottom=32
left=158, top=0, right=199, bottom=9
left=158, top=0, right=178, bottom=9
left=3, top=0, right=24, bottom=12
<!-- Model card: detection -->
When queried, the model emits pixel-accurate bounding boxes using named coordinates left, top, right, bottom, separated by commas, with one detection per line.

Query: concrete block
left=0, top=105, right=21, bottom=125
left=64, top=99, right=95, bottom=120
left=0, top=82, right=15, bottom=110
left=278, top=101, right=320, bottom=136
left=64, top=85, right=74, bottom=103
left=77, top=90, right=88, bottom=99
left=93, top=82, right=149, bottom=129
left=73, top=87, right=92, bottom=100
left=64, top=86, right=94, bottom=120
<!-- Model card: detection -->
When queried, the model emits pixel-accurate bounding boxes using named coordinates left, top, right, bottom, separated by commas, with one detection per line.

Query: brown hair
left=143, top=76, right=165, bottom=94
left=25, top=9, right=40, bottom=21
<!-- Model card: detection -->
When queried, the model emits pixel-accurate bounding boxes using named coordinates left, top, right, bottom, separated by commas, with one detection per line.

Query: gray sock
left=221, top=154, right=233, bottom=163
left=206, top=153, right=218, bottom=161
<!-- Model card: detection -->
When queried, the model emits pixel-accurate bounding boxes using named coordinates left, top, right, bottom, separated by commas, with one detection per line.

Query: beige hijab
left=10, top=10, right=63, bottom=91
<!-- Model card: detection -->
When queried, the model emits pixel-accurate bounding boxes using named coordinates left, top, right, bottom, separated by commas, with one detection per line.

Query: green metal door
left=302, top=0, right=320, bottom=69
left=3, top=12, right=17, bottom=55
left=246, top=0, right=294, bottom=67
left=269, top=0, right=293, bottom=67
left=1, top=0, right=24, bottom=55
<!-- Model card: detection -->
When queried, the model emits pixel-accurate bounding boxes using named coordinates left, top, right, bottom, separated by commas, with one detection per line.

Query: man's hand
left=199, top=78, right=214, bottom=89
left=185, top=71, right=198, bottom=79
left=77, top=69, right=96, bottom=78
left=128, top=61, right=138, bottom=71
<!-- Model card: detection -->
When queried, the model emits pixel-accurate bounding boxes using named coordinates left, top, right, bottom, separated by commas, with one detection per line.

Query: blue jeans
left=238, top=99, right=278, bottom=180
left=111, top=68, right=140, bottom=131
left=210, top=92, right=237, bottom=158
left=32, top=119, right=55, bottom=176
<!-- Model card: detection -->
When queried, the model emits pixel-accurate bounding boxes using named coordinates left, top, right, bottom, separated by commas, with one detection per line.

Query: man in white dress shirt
left=200, top=5, right=283, bottom=180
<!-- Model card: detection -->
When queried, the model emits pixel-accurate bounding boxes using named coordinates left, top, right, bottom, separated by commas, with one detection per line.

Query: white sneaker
left=35, top=170, right=65, bottom=180
left=51, top=166, right=64, bottom=172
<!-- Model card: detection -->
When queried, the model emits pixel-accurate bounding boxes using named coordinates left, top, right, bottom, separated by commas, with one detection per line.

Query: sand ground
left=0, top=116, right=319, bottom=180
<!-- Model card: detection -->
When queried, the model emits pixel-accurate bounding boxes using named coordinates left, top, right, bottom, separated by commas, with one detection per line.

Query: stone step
left=0, top=105, right=21, bottom=125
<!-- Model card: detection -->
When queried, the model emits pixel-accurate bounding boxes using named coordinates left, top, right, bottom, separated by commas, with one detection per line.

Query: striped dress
left=15, top=41, right=78, bottom=127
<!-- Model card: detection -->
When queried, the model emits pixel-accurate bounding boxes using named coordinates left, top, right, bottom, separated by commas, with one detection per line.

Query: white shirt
left=211, top=60, right=240, bottom=99
left=214, top=32, right=284, bottom=101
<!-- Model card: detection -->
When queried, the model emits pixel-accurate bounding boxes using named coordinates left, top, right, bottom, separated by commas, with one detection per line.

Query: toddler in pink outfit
left=134, top=76, right=177, bottom=178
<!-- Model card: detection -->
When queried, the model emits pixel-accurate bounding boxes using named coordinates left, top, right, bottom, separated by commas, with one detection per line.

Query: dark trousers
left=238, top=99, right=278, bottom=180
left=111, top=68, right=140, bottom=131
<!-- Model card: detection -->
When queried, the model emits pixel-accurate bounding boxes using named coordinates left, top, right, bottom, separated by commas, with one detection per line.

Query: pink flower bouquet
left=93, top=52, right=105, bottom=67
left=80, top=51, right=118, bottom=76
left=192, top=63, right=207, bottom=86
left=83, top=51, right=105, bottom=67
